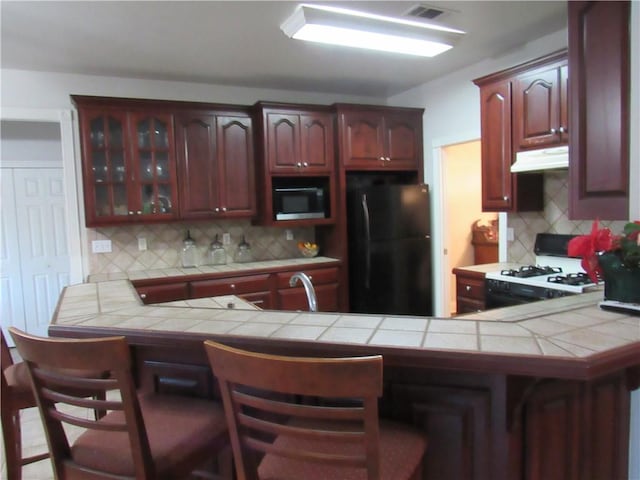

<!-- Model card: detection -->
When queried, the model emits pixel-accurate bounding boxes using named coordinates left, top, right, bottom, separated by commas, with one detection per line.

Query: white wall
left=0, top=68, right=384, bottom=110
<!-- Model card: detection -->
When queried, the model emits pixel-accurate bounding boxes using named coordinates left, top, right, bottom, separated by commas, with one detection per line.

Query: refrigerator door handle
left=362, top=193, right=371, bottom=289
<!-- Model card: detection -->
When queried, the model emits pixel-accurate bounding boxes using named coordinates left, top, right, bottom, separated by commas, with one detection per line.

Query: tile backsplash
left=508, top=171, right=628, bottom=264
left=87, top=220, right=314, bottom=277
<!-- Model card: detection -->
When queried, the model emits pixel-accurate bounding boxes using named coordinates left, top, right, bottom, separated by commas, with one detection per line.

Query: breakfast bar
left=49, top=279, right=640, bottom=480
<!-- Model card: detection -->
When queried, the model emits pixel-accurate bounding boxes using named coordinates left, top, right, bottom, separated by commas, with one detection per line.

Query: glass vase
left=597, top=252, right=640, bottom=304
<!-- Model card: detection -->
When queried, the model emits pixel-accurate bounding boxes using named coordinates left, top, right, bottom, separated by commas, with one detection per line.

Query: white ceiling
left=0, top=1, right=567, bottom=98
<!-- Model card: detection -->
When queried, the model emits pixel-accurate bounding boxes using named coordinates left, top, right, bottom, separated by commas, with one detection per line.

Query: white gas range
left=485, top=234, right=600, bottom=308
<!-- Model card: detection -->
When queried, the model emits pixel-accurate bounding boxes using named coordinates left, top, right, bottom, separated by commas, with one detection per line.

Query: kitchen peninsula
left=50, top=276, right=639, bottom=480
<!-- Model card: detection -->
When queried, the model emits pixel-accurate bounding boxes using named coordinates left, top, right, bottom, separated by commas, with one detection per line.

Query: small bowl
left=298, top=244, right=319, bottom=258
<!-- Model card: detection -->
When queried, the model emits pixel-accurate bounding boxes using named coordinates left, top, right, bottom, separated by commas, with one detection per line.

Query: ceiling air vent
left=404, top=4, right=456, bottom=22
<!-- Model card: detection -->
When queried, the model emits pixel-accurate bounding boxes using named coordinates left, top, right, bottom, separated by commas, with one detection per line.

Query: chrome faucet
left=289, top=272, right=317, bottom=312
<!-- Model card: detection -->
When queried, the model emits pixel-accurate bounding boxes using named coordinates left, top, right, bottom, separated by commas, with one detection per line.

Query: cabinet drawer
left=136, top=282, right=189, bottom=304
left=190, top=274, right=271, bottom=298
left=456, top=276, right=485, bottom=301
left=456, top=297, right=486, bottom=314
left=277, top=283, right=339, bottom=312
left=276, top=267, right=338, bottom=289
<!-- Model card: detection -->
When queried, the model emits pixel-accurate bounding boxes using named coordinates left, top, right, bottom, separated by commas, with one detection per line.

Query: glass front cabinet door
left=78, top=108, right=177, bottom=226
left=129, top=113, right=177, bottom=221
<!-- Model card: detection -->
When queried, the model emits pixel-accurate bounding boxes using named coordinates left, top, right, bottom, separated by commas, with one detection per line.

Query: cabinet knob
left=296, top=162, right=302, bottom=167
left=136, top=210, right=142, bottom=215
left=559, top=126, right=566, bottom=133
left=140, top=293, right=147, bottom=299
left=221, top=207, right=227, bottom=212
left=466, top=285, right=472, bottom=292
left=230, top=284, right=236, bottom=289
left=503, top=196, right=509, bottom=201
left=303, top=162, right=308, bottom=167
left=550, top=128, right=557, bottom=134
left=379, top=156, right=385, bottom=161
left=386, top=157, right=391, bottom=162
left=215, top=207, right=220, bottom=212
left=128, top=211, right=134, bottom=215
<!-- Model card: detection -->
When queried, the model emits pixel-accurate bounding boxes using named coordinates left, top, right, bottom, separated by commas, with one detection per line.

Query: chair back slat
left=9, top=327, right=156, bottom=479
left=204, top=340, right=383, bottom=480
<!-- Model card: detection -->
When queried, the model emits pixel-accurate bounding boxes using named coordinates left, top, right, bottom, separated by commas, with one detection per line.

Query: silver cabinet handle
left=379, top=156, right=385, bottom=161
left=136, top=210, right=142, bottom=215
left=503, top=196, right=509, bottom=201
left=215, top=207, right=220, bottom=212
left=128, top=211, right=134, bottom=215
left=303, top=162, right=308, bottom=167
left=550, top=128, right=557, bottom=134
left=296, top=162, right=302, bottom=167
left=140, top=293, right=147, bottom=299
left=466, top=285, right=472, bottom=292
left=386, top=157, right=391, bottom=162
left=221, top=207, right=227, bottom=212
left=558, top=126, right=564, bottom=133
left=230, top=284, right=236, bottom=289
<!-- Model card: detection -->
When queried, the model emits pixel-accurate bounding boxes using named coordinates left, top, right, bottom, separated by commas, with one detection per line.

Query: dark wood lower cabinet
left=62, top=336, right=636, bottom=480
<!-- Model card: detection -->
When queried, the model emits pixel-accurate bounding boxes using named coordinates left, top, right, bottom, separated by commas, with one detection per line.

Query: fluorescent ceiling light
left=281, top=4, right=465, bottom=58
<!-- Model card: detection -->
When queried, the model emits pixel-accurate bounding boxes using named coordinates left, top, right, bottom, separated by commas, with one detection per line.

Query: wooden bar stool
left=1, top=330, right=50, bottom=480
left=204, top=340, right=428, bottom=480
left=10, top=328, right=230, bottom=479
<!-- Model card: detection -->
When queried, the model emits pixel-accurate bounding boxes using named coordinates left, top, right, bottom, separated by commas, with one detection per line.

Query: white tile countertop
left=53, top=279, right=639, bottom=362
left=88, top=256, right=340, bottom=282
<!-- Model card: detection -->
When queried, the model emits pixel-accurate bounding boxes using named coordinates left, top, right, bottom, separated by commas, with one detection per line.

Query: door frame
left=429, top=131, right=507, bottom=317
left=1, top=107, right=84, bottom=284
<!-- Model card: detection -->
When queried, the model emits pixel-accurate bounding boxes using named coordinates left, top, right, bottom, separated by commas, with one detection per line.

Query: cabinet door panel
left=217, top=115, right=255, bottom=216
left=300, top=112, right=334, bottom=172
left=79, top=110, right=131, bottom=224
left=480, top=82, right=513, bottom=211
left=267, top=113, right=300, bottom=172
left=176, top=114, right=218, bottom=218
left=129, top=113, right=177, bottom=220
left=513, top=67, right=561, bottom=149
left=384, top=112, right=422, bottom=169
left=340, top=111, right=385, bottom=168
left=569, top=1, right=630, bottom=220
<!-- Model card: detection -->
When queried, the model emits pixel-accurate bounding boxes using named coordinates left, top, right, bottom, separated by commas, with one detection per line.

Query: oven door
left=485, top=291, right=541, bottom=309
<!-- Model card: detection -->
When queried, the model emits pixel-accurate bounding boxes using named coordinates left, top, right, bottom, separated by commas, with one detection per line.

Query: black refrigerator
left=347, top=183, right=432, bottom=316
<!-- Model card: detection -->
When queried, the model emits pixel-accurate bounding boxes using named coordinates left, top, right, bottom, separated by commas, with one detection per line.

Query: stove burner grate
left=500, top=265, right=563, bottom=278
left=547, top=273, right=593, bottom=286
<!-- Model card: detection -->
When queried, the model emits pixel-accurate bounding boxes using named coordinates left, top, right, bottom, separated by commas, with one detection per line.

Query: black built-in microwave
left=273, top=185, right=328, bottom=220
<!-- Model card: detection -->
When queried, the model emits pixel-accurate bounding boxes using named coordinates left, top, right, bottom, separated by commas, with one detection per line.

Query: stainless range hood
left=511, top=145, right=569, bottom=173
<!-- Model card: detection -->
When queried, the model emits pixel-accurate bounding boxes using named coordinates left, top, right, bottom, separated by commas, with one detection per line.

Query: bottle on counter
left=208, top=234, right=227, bottom=265
left=234, top=235, right=253, bottom=263
left=181, top=230, right=198, bottom=268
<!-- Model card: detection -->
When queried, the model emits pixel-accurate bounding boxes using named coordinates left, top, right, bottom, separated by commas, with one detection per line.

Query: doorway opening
left=440, top=140, right=497, bottom=315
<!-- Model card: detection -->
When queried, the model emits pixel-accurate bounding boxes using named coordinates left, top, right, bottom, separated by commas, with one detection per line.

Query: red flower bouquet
left=568, top=220, right=640, bottom=283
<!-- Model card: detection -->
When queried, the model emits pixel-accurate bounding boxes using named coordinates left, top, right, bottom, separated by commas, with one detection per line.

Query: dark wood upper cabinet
left=568, top=1, right=630, bottom=220
left=336, top=106, right=423, bottom=171
left=473, top=50, right=567, bottom=213
left=74, top=96, right=255, bottom=226
left=74, top=97, right=179, bottom=227
left=175, top=112, right=255, bottom=220
left=512, top=60, right=568, bottom=149
left=253, top=102, right=336, bottom=226
left=478, top=80, right=516, bottom=211
left=264, top=110, right=334, bottom=174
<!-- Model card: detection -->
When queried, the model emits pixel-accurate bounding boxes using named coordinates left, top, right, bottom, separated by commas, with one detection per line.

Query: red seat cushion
left=71, top=393, right=227, bottom=477
left=258, top=419, right=427, bottom=480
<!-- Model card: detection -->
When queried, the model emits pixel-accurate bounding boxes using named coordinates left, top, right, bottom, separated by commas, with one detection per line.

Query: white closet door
left=1, top=168, right=70, bottom=338
left=1, top=170, right=27, bottom=338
